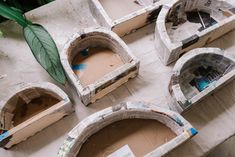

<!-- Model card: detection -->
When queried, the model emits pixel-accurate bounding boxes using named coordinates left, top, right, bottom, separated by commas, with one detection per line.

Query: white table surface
left=1, top=0, right=235, bottom=156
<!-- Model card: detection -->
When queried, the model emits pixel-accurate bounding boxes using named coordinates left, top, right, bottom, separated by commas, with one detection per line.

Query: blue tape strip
left=190, top=128, right=198, bottom=136
left=0, top=131, right=9, bottom=141
left=172, top=114, right=184, bottom=126
left=72, top=64, right=86, bottom=71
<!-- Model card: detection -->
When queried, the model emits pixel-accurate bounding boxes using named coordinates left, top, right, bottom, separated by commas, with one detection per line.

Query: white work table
left=0, top=0, right=235, bottom=156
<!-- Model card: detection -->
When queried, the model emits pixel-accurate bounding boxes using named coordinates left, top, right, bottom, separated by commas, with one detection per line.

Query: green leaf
left=0, top=3, right=28, bottom=27
left=0, top=29, right=3, bottom=37
left=23, top=24, right=67, bottom=84
left=10, top=6, right=23, bottom=14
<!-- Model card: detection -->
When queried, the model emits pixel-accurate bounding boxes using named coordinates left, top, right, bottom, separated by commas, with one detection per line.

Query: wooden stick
left=197, top=10, right=206, bottom=29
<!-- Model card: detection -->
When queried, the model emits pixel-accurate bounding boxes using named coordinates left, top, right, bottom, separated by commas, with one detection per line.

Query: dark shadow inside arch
left=179, top=53, right=235, bottom=99
left=186, top=10, right=217, bottom=31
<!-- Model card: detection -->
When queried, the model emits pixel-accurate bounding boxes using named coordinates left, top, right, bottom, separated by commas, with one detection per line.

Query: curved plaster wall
left=58, top=101, right=197, bottom=157
left=155, top=0, right=235, bottom=65
left=169, top=48, right=235, bottom=112
left=61, top=27, right=139, bottom=106
left=0, top=82, right=73, bottom=148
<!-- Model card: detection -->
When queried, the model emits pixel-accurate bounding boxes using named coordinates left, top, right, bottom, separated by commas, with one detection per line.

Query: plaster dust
left=77, top=119, right=176, bottom=157
left=72, top=47, right=124, bottom=86
left=99, top=0, right=147, bottom=20
left=12, top=95, right=60, bottom=126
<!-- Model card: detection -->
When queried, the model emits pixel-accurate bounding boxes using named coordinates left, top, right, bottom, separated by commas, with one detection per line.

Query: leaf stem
left=0, top=3, right=28, bottom=27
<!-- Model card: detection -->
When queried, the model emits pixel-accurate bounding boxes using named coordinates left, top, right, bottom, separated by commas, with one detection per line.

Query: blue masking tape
left=172, top=114, right=184, bottom=126
left=0, top=131, right=9, bottom=141
left=72, top=64, right=86, bottom=71
left=190, top=128, right=198, bottom=136
left=196, top=78, right=210, bottom=92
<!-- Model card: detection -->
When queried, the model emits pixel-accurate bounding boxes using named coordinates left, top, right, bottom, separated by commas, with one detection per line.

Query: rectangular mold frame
left=90, top=0, right=163, bottom=37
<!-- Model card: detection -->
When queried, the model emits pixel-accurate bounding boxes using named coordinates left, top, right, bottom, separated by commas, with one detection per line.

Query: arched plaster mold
left=61, top=27, right=139, bottom=106
left=155, top=0, right=235, bottom=65
left=58, top=101, right=197, bottom=157
left=0, top=82, right=73, bottom=148
left=169, top=48, right=235, bottom=112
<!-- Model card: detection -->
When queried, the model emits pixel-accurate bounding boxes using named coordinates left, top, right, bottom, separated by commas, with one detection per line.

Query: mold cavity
left=99, top=0, right=155, bottom=20
left=12, top=94, right=60, bottom=126
left=186, top=11, right=217, bottom=32
left=77, top=119, right=176, bottom=157
left=69, top=35, right=128, bottom=86
left=72, top=47, right=124, bottom=86
left=179, top=54, right=235, bottom=99
left=166, top=0, right=235, bottom=42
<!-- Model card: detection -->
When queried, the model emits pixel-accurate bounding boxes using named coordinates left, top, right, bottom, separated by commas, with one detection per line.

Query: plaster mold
left=90, top=0, right=163, bottom=37
left=61, top=28, right=139, bottom=106
left=155, top=0, right=235, bottom=65
left=0, top=82, right=73, bottom=148
left=58, top=101, right=197, bottom=157
left=169, top=48, right=235, bottom=112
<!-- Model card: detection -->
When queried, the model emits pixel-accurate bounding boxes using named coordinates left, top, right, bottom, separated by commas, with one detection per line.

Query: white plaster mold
left=169, top=48, right=235, bottom=112
left=155, top=0, right=235, bottom=65
left=0, top=82, right=73, bottom=148
left=90, top=0, right=163, bottom=37
left=58, top=101, right=197, bottom=157
left=61, top=27, right=140, bottom=106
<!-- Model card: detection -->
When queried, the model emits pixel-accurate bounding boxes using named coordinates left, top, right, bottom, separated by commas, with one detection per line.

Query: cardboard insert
left=58, top=101, right=198, bottom=157
left=77, top=119, right=176, bottom=157
left=169, top=48, right=235, bottom=113
left=0, top=82, right=73, bottom=148
left=90, top=0, right=162, bottom=37
left=61, top=28, right=139, bottom=106
left=72, top=47, right=125, bottom=86
left=155, top=0, right=235, bottom=65
left=99, top=0, right=147, bottom=20
left=12, top=94, right=60, bottom=126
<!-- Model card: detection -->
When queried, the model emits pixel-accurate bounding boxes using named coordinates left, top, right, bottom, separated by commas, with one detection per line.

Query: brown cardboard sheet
left=99, top=0, right=145, bottom=20
left=77, top=119, right=176, bottom=157
left=12, top=95, right=59, bottom=126
left=72, top=47, right=124, bottom=86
